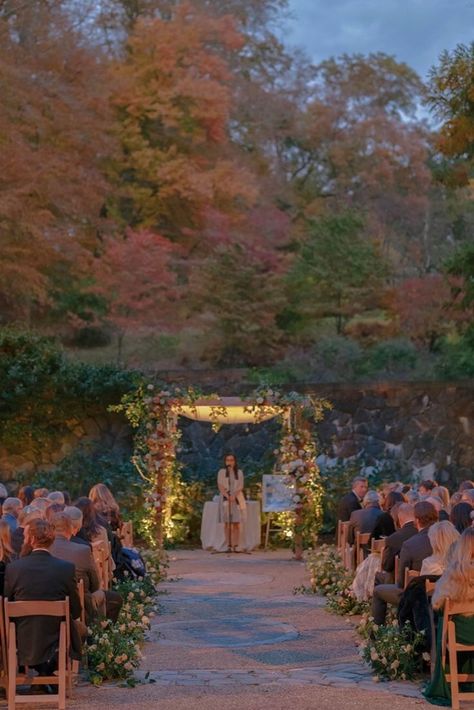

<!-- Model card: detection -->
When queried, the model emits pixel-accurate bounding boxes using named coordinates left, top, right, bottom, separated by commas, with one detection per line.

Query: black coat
left=337, top=491, right=361, bottom=522
left=4, top=550, right=82, bottom=666
left=371, top=511, right=396, bottom=540
left=382, top=521, right=418, bottom=574
left=397, top=525, right=433, bottom=588
left=348, top=506, right=383, bottom=545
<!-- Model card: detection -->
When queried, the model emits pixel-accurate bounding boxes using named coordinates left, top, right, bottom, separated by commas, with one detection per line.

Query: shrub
left=304, top=544, right=369, bottom=615
left=436, top=327, right=474, bottom=379
left=357, top=338, right=418, bottom=378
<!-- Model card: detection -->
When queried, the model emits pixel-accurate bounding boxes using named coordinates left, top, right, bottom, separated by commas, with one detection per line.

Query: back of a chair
left=77, top=579, right=85, bottom=625
left=355, top=532, right=371, bottom=566
left=404, top=568, right=420, bottom=589
left=120, top=521, right=133, bottom=548
left=92, top=541, right=109, bottom=589
left=371, top=538, right=386, bottom=554
left=0, top=596, right=6, bottom=681
left=394, top=555, right=400, bottom=583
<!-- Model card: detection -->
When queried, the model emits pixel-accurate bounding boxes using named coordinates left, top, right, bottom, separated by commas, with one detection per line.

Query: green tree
left=283, top=213, right=389, bottom=336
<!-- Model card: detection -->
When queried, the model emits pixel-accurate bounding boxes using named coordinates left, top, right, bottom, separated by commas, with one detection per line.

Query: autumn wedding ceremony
left=0, top=0, right=473, bottom=709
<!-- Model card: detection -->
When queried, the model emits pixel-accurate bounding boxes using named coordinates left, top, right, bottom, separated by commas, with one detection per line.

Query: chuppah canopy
left=179, top=397, right=287, bottom=425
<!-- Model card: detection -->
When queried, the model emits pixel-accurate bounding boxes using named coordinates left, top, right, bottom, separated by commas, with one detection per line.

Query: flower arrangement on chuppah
left=113, top=381, right=331, bottom=553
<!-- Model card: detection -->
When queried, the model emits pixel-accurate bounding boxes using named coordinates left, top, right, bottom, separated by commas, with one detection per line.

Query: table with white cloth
left=201, top=498, right=261, bottom=552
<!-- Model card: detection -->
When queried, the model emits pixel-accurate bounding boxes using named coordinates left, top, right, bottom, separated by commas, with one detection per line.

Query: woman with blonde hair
left=88, top=484, right=121, bottom=531
left=420, top=520, right=460, bottom=576
left=424, top=528, right=474, bottom=705
left=432, top=485, right=450, bottom=509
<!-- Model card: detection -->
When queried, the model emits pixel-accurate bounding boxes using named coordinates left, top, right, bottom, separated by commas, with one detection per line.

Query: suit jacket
left=337, top=491, right=361, bottom=522
left=4, top=550, right=81, bottom=665
left=50, top=536, right=100, bottom=595
left=382, top=521, right=417, bottom=574
left=348, top=505, right=383, bottom=545
left=371, top=511, right=396, bottom=540
left=11, top=526, right=24, bottom=556
left=397, top=525, right=433, bottom=588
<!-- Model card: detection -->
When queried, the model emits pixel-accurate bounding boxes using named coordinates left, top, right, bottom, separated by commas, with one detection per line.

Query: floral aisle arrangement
left=302, top=545, right=369, bottom=615
left=358, top=618, right=428, bottom=681
left=86, top=551, right=165, bottom=686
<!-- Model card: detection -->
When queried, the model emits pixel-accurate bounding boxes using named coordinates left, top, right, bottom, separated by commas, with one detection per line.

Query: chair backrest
left=92, top=541, right=109, bottom=589
left=77, top=578, right=85, bottom=625
left=371, top=538, right=386, bottom=554
left=0, top=596, right=6, bottom=680
left=394, top=555, right=400, bottom=582
left=355, top=532, right=371, bottom=566
left=404, top=568, right=420, bottom=589
left=120, top=521, right=133, bottom=548
left=5, top=599, right=69, bottom=619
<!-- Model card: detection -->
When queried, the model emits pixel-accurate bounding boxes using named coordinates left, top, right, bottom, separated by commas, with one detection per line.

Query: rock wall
left=0, top=413, right=132, bottom=483
left=312, top=382, right=474, bottom=485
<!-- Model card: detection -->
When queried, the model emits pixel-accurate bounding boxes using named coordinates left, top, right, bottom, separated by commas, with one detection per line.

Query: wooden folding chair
left=120, top=521, right=133, bottom=548
left=336, top=520, right=343, bottom=551
left=371, top=538, right=386, bottom=555
left=77, top=579, right=85, bottom=626
left=91, top=541, right=109, bottom=590
left=441, top=598, right=474, bottom=710
left=404, top=568, right=420, bottom=589
left=4, top=598, right=72, bottom=710
left=355, top=532, right=371, bottom=566
left=340, top=522, right=354, bottom=571
left=0, top=596, right=8, bottom=691
left=394, top=555, right=400, bottom=584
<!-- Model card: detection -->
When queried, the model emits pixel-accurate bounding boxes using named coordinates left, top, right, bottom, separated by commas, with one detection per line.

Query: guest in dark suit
left=63, top=506, right=92, bottom=548
left=371, top=501, right=438, bottom=625
left=4, top=518, right=82, bottom=668
left=11, top=506, right=44, bottom=556
left=348, top=490, right=383, bottom=545
left=372, top=491, right=406, bottom=540
left=380, top=503, right=417, bottom=578
left=50, top=512, right=122, bottom=623
left=337, top=477, right=368, bottom=522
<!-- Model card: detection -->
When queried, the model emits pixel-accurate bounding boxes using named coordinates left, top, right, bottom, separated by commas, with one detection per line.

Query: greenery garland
left=113, top=382, right=331, bottom=549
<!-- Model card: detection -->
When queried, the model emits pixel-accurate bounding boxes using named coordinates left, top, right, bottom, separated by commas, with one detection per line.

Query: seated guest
left=425, top=495, right=449, bottom=521
left=379, top=503, right=418, bottom=580
left=458, top=480, right=474, bottom=492
left=449, top=491, right=463, bottom=509
left=62, top=491, right=71, bottom=506
left=34, top=487, right=49, bottom=499
left=461, top=489, right=474, bottom=506
left=75, top=497, right=115, bottom=579
left=371, top=501, right=438, bottom=625
left=89, top=484, right=122, bottom=531
left=405, top=489, right=420, bottom=505
left=0, top=519, right=16, bottom=595
left=45, top=502, right=65, bottom=522
left=450, top=501, right=473, bottom=534
left=424, top=528, right=474, bottom=705
left=63, top=506, right=91, bottom=547
left=18, top=486, right=34, bottom=508
left=11, top=505, right=44, bottom=556
left=47, top=491, right=65, bottom=505
left=348, top=490, right=382, bottom=545
left=337, top=477, right=368, bottom=522
left=1, top=497, right=22, bottom=532
left=4, top=519, right=82, bottom=673
left=51, top=513, right=122, bottom=623
left=372, top=491, right=405, bottom=540
left=419, top=479, right=436, bottom=497
left=0, top=483, right=8, bottom=506
left=30, top=497, right=50, bottom=513
left=432, top=485, right=450, bottom=509
left=420, top=520, right=460, bottom=576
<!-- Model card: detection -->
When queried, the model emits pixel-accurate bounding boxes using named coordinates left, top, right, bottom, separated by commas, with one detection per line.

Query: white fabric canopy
left=179, top=397, right=283, bottom=425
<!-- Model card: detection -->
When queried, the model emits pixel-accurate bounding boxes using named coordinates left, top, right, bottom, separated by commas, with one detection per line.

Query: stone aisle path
left=70, top=549, right=432, bottom=710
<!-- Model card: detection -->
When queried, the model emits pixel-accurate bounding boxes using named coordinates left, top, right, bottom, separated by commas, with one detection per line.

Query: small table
left=201, top=499, right=261, bottom=552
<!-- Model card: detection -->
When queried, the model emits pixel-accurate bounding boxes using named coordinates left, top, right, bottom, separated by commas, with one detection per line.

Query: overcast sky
left=285, top=0, right=474, bottom=79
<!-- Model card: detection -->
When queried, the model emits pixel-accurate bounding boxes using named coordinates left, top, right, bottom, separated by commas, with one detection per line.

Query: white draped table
left=201, top=499, right=261, bottom=552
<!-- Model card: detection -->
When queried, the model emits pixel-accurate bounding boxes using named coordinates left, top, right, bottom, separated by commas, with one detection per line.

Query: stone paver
left=64, top=548, right=434, bottom=709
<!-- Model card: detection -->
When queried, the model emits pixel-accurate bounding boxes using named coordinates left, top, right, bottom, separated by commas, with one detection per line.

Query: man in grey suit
left=50, top=512, right=122, bottom=623
left=371, top=501, right=438, bottom=625
left=348, top=490, right=382, bottom=545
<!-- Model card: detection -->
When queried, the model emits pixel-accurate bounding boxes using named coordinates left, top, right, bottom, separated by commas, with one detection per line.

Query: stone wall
left=0, top=413, right=132, bottom=483
left=311, top=382, right=474, bottom=486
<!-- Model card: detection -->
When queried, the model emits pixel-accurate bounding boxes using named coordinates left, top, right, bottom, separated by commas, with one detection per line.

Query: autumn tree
left=0, top=0, right=115, bottom=322
left=90, top=229, right=178, bottom=362
left=109, top=3, right=257, bottom=244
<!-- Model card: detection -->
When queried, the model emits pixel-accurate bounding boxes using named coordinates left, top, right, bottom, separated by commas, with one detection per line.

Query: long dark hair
left=75, top=497, right=101, bottom=541
left=450, top=502, right=473, bottom=534
left=223, top=453, right=238, bottom=480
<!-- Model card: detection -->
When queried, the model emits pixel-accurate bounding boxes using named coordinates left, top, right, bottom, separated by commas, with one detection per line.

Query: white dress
left=217, top=468, right=246, bottom=524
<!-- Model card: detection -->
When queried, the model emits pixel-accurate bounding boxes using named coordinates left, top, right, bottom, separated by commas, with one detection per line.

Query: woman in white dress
left=217, top=454, right=246, bottom=551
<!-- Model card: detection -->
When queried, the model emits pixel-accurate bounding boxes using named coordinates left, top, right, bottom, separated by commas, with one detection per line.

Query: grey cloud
left=285, top=0, right=474, bottom=78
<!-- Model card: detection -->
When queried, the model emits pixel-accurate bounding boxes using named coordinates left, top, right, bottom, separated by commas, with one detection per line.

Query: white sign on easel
left=262, top=474, right=295, bottom=513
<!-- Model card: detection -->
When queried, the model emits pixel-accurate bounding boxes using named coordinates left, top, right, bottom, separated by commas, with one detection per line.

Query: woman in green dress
left=424, top=527, right=474, bottom=706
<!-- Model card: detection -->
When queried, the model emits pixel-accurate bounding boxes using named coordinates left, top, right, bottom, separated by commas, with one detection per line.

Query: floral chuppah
left=114, top=384, right=330, bottom=557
